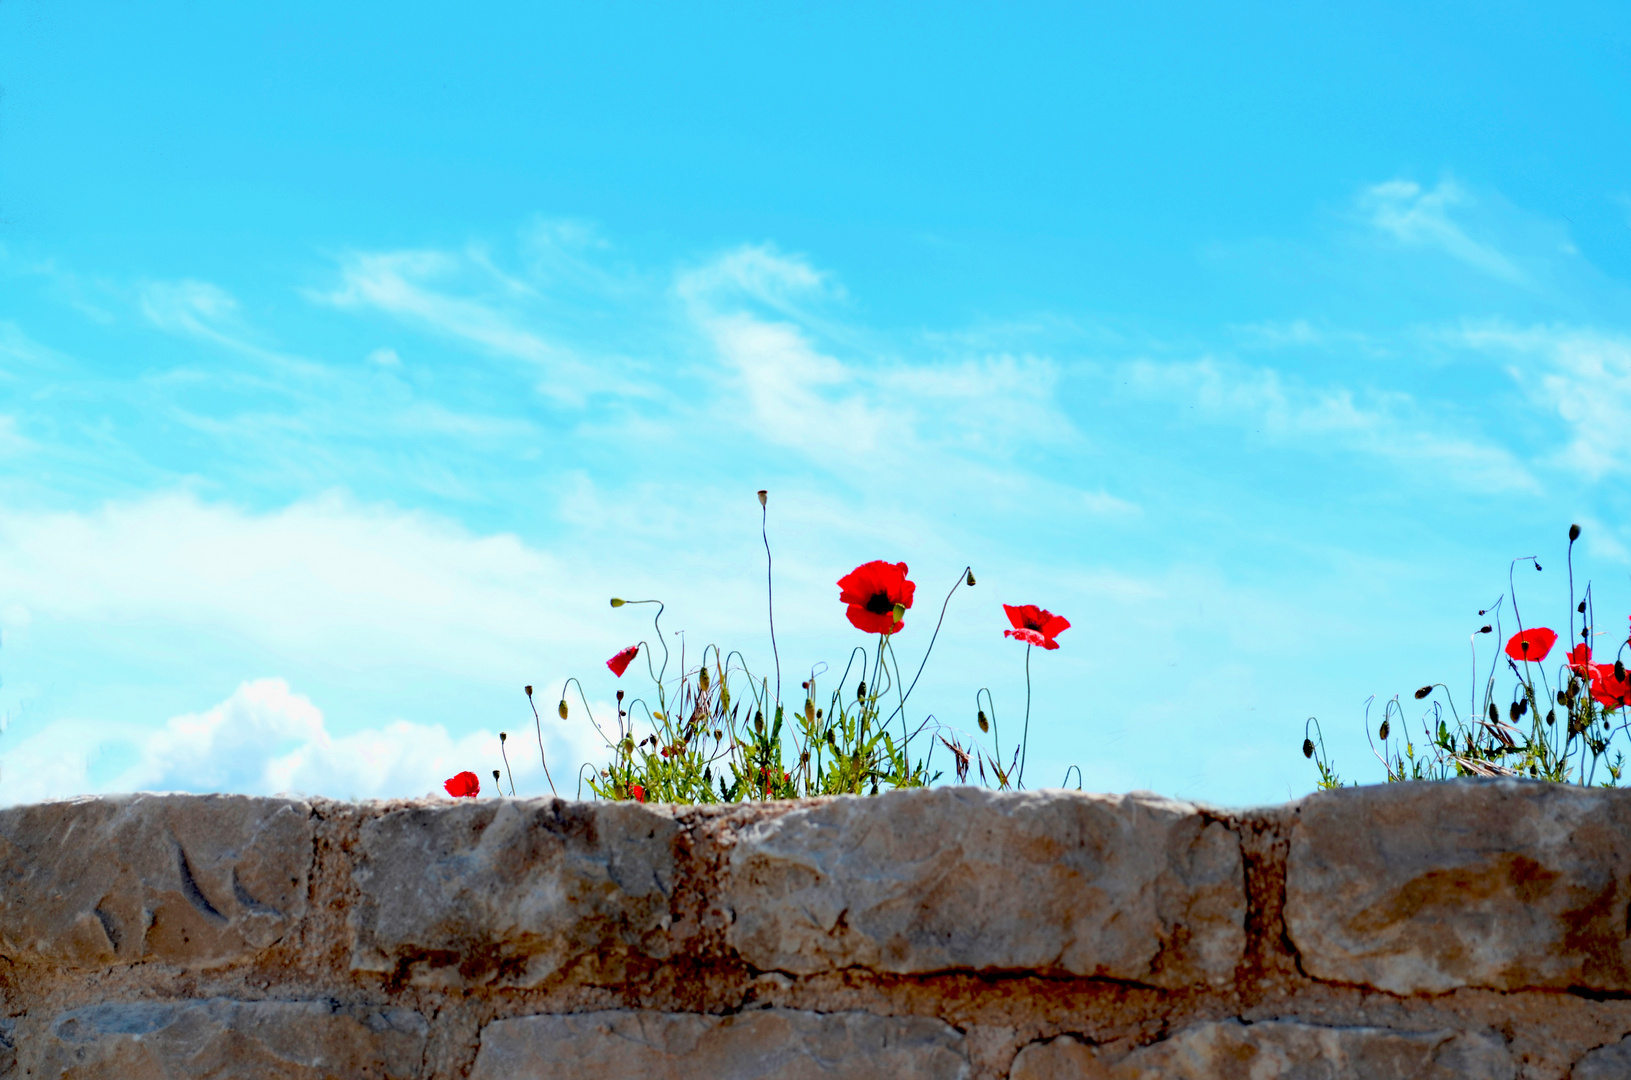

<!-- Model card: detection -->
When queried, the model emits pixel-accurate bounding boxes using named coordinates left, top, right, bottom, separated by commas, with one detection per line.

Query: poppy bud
left=610, top=598, right=625, bottom=607
left=755, top=490, right=768, bottom=508
left=1488, top=702, right=1499, bottom=722
left=616, top=689, right=624, bottom=702
left=525, top=685, right=533, bottom=697
left=699, top=668, right=710, bottom=692
left=500, top=731, right=507, bottom=742
left=816, top=708, right=823, bottom=720
left=1618, top=660, right=1628, bottom=683
left=1509, top=701, right=1522, bottom=722
left=1480, top=625, right=1492, bottom=634
left=1379, top=719, right=1390, bottom=740
left=1579, top=601, right=1588, bottom=613
left=1535, top=563, right=1542, bottom=571
left=967, top=570, right=976, bottom=587
left=1415, top=685, right=1432, bottom=700
left=892, top=602, right=906, bottom=624
left=978, top=709, right=990, bottom=733
left=799, top=750, right=809, bottom=766
left=1570, top=523, right=1581, bottom=542
left=1547, top=708, right=1556, bottom=726
left=558, top=699, right=568, bottom=720
left=805, top=700, right=815, bottom=723
left=1584, top=626, right=1592, bottom=638
left=856, top=681, right=866, bottom=700
left=1302, top=738, right=1315, bottom=759
left=1519, top=697, right=1529, bottom=716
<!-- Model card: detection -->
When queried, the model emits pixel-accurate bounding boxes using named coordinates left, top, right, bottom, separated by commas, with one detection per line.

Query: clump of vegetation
left=447, top=490, right=1078, bottom=803
left=1306, top=523, right=1631, bottom=789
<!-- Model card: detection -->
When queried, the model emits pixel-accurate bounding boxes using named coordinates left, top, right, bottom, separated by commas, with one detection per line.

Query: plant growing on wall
left=1306, top=523, right=1631, bottom=788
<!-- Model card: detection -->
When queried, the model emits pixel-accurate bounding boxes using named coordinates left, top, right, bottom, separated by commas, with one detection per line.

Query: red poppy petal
left=846, top=604, right=900, bottom=635
left=1005, top=627, right=1047, bottom=647
left=1504, top=628, right=1557, bottom=663
left=607, top=645, right=640, bottom=677
left=1039, top=635, right=1061, bottom=651
left=1039, top=613, right=1071, bottom=639
left=443, top=771, right=480, bottom=798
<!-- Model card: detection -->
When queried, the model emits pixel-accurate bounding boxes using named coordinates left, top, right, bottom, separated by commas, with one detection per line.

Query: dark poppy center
left=864, top=591, right=894, bottom=614
left=1024, top=618, right=1042, bottom=631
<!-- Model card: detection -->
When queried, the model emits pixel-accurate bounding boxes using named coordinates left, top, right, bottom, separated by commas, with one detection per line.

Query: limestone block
left=0, top=794, right=312, bottom=969
left=468, top=1009, right=969, bottom=1080
left=1011, top=1020, right=1515, bottom=1079
left=349, top=798, right=683, bottom=987
left=1572, top=1034, right=1631, bottom=1080
left=1285, top=779, right=1631, bottom=993
left=25, top=999, right=427, bottom=1079
left=725, top=788, right=1244, bottom=986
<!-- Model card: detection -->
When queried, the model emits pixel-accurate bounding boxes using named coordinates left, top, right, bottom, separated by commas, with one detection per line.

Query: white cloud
left=0, top=491, right=611, bottom=685
left=1126, top=356, right=1537, bottom=492
left=1453, top=323, right=1631, bottom=478
left=1360, top=179, right=1525, bottom=283
left=0, top=678, right=567, bottom=806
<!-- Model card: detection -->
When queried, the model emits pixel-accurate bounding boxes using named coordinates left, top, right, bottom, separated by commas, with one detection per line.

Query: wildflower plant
left=1306, top=523, right=1631, bottom=788
left=455, top=491, right=1079, bottom=804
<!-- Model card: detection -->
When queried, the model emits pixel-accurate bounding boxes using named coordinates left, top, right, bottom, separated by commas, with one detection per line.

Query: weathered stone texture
left=725, top=788, right=1244, bottom=987
left=1573, top=1034, right=1631, bottom=1080
left=0, top=793, right=312, bottom=969
left=1285, top=779, right=1631, bottom=994
left=469, top=1008, right=970, bottom=1080
left=348, top=797, right=684, bottom=987
left=24, top=998, right=428, bottom=1079
left=1010, top=1021, right=1515, bottom=1079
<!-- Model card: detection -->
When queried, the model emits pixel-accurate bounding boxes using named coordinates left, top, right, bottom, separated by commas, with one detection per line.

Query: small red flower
left=1569, top=644, right=1594, bottom=676
left=1003, top=603, right=1070, bottom=650
left=837, top=561, right=916, bottom=635
left=444, top=771, right=480, bottom=798
left=1504, top=627, right=1557, bottom=663
left=1590, top=663, right=1631, bottom=712
left=629, top=783, right=646, bottom=803
left=607, top=644, right=640, bottom=677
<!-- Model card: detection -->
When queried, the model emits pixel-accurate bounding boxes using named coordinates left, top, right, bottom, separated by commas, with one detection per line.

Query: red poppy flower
left=1504, top=627, right=1557, bottom=663
left=1569, top=644, right=1594, bottom=676
left=1590, top=663, right=1631, bottom=712
left=444, top=771, right=480, bottom=798
left=629, top=783, right=646, bottom=803
left=607, top=644, right=640, bottom=678
left=1003, top=603, right=1070, bottom=650
left=837, top=561, right=916, bottom=635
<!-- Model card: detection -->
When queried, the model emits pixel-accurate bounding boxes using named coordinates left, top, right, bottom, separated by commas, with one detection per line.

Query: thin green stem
left=1018, top=643, right=1033, bottom=788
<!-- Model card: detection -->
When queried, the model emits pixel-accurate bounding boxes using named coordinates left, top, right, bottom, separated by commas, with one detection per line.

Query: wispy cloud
left=1452, top=322, right=1631, bottom=478
left=139, top=279, right=294, bottom=362
left=1126, top=355, right=1537, bottom=492
left=1360, top=179, right=1526, bottom=283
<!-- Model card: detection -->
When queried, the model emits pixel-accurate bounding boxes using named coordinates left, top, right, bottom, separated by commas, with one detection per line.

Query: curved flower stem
left=882, top=566, right=970, bottom=732
left=1017, top=643, right=1033, bottom=789
left=527, top=689, right=559, bottom=797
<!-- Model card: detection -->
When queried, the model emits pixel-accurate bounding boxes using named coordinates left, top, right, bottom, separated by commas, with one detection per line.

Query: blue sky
left=1, top=1, right=1628, bottom=806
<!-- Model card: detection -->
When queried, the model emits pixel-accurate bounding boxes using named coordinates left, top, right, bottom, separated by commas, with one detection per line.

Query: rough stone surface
left=348, top=797, right=684, bottom=987
left=1010, top=1021, right=1516, bottom=1079
left=725, top=788, right=1244, bottom=987
left=469, top=1008, right=970, bottom=1080
left=6, top=785, right=1631, bottom=1078
left=0, top=793, right=312, bottom=969
left=1572, top=1034, right=1631, bottom=1080
left=23, top=998, right=428, bottom=1079
left=1285, top=779, right=1631, bottom=994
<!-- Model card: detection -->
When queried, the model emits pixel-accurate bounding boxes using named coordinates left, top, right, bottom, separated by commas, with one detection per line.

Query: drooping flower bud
left=977, top=709, right=990, bottom=733
left=1379, top=719, right=1390, bottom=740
left=610, top=598, right=626, bottom=608
left=1570, top=523, right=1581, bottom=542
left=1302, top=738, right=1315, bottom=759
left=558, top=699, right=569, bottom=720
left=1415, top=685, right=1432, bottom=700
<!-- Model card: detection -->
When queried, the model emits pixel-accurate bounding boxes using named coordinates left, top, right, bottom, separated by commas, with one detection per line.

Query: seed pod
left=978, top=709, right=990, bottom=734
left=1415, top=685, right=1432, bottom=700
left=1570, top=523, right=1582, bottom=542
left=1302, top=738, right=1315, bottom=759
left=492, top=769, right=501, bottom=783
left=699, top=667, right=710, bottom=692
left=500, top=731, right=507, bottom=742
left=616, top=689, right=624, bottom=702
left=805, top=699, right=816, bottom=723
left=892, top=602, right=906, bottom=624
left=1379, top=719, right=1391, bottom=741
left=966, top=570, right=976, bottom=587
left=757, top=489, right=768, bottom=506
left=525, top=685, right=533, bottom=697
left=558, top=699, right=569, bottom=720
left=1480, top=625, right=1492, bottom=635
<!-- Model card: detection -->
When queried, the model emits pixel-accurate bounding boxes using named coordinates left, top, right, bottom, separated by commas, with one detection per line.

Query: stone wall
left=3, top=781, right=1631, bottom=1077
